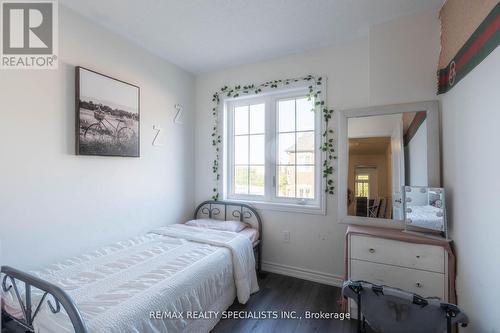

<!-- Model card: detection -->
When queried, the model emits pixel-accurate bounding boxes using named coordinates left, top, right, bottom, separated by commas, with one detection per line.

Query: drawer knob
left=369, top=248, right=375, bottom=253
left=415, top=282, right=422, bottom=288
left=416, top=255, right=421, bottom=259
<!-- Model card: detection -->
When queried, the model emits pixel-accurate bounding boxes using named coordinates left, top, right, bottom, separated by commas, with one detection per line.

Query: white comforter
left=407, top=205, right=444, bottom=231
left=150, top=224, right=259, bottom=303
left=1, top=226, right=259, bottom=333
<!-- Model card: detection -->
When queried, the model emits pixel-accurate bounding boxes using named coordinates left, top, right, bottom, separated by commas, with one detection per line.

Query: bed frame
left=1, top=200, right=262, bottom=333
left=193, top=200, right=263, bottom=274
left=1, top=265, right=88, bottom=333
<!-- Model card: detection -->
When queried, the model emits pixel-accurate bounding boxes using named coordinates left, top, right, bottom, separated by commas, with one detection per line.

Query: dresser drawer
left=350, top=259, right=445, bottom=299
left=350, top=235, right=445, bottom=273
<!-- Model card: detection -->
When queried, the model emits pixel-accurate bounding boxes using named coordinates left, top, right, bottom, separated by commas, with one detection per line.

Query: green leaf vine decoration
left=210, top=74, right=336, bottom=201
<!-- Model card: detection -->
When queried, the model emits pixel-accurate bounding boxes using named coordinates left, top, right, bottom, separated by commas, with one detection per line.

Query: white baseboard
left=262, top=261, right=344, bottom=287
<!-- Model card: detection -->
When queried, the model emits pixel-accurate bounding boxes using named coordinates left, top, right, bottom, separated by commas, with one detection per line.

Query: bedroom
left=0, top=0, right=498, bottom=332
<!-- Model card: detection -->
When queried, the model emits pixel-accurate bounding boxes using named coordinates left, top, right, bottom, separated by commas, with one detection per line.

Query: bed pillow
left=184, top=218, right=248, bottom=232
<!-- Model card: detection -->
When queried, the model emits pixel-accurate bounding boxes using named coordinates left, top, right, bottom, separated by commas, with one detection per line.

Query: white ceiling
left=60, top=0, right=443, bottom=74
left=348, top=114, right=402, bottom=138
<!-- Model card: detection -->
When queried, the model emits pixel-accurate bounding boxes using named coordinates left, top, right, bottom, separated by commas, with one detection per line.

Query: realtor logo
left=1, top=0, right=58, bottom=69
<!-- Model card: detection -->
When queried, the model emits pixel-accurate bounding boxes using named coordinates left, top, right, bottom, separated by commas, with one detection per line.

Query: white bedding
left=182, top=219, right=260, bottom=245
left=150, top=224, right=258, bottom=303
left=238, top=227, right=259, bottom=245
left=407, top=205, right=444, bottom=231
left=1, top=226, right=259, bottom=333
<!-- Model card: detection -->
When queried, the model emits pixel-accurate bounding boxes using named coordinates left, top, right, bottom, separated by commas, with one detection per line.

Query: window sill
left=225, top=198, right=326, bottom=215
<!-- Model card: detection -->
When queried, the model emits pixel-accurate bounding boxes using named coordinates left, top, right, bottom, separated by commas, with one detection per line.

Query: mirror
left=404, top=186, right=447, bottom=236
left=345, top=107, right=440, bottom=224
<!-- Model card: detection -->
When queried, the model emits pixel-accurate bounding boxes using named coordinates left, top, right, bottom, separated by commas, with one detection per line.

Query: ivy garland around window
left=210, top=75, right=336, bottom=201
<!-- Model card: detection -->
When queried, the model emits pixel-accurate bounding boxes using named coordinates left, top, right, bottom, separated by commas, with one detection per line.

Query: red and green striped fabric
left=437, top=2, right=499, bottom=94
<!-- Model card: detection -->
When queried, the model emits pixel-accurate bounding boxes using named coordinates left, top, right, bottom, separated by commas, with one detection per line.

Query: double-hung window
left=224, top=87, right=324, bottom=213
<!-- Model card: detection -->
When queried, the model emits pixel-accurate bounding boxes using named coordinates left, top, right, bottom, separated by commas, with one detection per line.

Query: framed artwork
left=76, top=67, right=140, bottom=157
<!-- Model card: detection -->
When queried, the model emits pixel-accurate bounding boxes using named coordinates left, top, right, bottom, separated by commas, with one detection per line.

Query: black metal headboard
left=193, top=200, right=263, bottom=273
left=193, top=200, right=262, bottom=234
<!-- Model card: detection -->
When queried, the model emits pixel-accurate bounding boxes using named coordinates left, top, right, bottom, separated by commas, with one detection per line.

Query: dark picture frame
left=75, top=67, right=140, bottom=157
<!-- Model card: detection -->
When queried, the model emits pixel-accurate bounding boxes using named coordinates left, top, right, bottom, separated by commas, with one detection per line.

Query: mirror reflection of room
left=405, top=186, right=446, bottom=233
left=347, top=111, right=428, bottom=220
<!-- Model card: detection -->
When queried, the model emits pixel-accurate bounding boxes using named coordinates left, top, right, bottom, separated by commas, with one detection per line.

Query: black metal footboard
left=1, top=265, right=88, bottom=333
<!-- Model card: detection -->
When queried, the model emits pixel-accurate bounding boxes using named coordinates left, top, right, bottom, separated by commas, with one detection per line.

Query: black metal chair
left=355, top=197, right=368, bottom=217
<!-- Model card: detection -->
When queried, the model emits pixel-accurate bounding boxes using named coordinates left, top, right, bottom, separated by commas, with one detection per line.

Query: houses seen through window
left=277, top=97, right=315, bottom=199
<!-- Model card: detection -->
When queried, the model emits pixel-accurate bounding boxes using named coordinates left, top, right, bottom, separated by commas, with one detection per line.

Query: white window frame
left=221, top=85, right=326, bottom=215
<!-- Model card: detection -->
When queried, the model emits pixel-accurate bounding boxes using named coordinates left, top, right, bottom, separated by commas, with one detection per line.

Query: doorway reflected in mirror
left=347, top=111, right=429, bottom=220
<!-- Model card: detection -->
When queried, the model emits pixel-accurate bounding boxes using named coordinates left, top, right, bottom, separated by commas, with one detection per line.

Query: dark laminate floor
left=2, top=273, right=368, bottom=333
left=212, top=272, right=366, bottom=333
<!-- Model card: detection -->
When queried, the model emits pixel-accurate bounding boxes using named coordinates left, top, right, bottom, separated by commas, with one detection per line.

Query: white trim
left=224, top=85, right=312, bottom=102
left=262, top=261, right=344, bottom=287
left=337, top=100, right=441, bottom=228
left=226, top=198, right=325, bottom=215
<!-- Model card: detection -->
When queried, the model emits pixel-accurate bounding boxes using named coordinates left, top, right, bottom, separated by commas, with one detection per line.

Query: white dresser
left=345, top=225, right=455, bottom=318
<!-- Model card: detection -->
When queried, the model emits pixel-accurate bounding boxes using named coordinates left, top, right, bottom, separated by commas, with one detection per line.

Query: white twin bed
left=1, top=201, right=262, bottom=333
left=406, top=205, right=444, bottom=231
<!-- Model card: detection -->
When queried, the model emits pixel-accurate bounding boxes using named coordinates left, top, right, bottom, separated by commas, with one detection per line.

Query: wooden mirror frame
left=337, top=100, right=441, bottom=229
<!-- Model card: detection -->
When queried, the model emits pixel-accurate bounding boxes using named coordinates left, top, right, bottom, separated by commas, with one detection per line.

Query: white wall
left=194, top=10, right=440, bottom=282
left=441, top=48, right=500, bottom=332
left=369, top=9, right=440, bottom=105
left=0, top=6, right=195, bottom=270
left=405, top=120, right=428, bottom=186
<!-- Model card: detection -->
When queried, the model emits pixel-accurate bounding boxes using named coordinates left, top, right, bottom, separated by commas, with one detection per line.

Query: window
left=355, top=174, right=370, bottom=197
left=233, top=103, right=265, bottom=196
left=224, top=88, right=323, bottom=212
left=277, top=97, right=315, bottom=199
